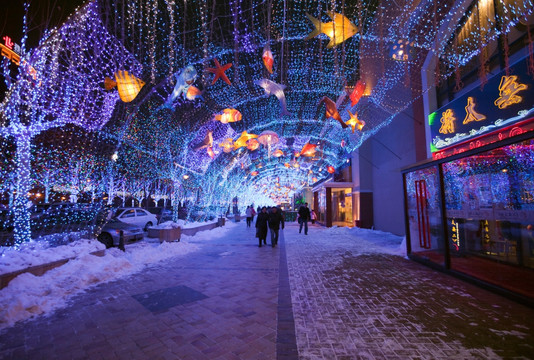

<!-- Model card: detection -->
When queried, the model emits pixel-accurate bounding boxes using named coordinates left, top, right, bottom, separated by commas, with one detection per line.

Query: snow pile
left=321, top=225, right=406, bottom=257
left=0, top=239, right=200, bottom=329
left=0, top=239, right=105, bottom=275
left=152, top=218, right=219, bottom=229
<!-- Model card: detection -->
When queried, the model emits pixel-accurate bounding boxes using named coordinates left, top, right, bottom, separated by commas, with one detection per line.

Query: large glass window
left=405, top=166, right=445, bottom=265
left=443, top=139, right=534, bottom=298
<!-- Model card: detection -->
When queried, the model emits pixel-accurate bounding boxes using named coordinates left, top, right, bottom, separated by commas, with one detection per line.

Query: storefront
left=403, top=56, right=534, bottom=305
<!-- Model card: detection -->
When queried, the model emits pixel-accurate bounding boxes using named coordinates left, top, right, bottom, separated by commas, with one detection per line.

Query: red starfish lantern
left=206, top=59, right=233, bottom=85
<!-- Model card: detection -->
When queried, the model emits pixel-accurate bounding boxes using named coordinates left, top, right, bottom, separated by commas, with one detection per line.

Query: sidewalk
left=0, top=221, right=533, bottom=359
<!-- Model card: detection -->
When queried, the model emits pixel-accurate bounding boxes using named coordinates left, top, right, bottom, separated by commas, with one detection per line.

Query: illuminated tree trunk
left=172, top=179, right=181, bottom=222
left=13, top=134, right=32, bottom=245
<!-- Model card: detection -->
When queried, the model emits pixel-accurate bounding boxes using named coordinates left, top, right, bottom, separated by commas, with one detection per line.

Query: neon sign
left=494, top=75, right=527, bottom=109
left=439, top=109, right=456, bottom=134
left=462, top=97, right=486, bottom=125
left=451, top=219, right=460, bottom=251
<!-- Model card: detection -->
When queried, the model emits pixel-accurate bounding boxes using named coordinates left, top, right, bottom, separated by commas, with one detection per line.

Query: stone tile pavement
left=0, top=221, right=533, bottom=359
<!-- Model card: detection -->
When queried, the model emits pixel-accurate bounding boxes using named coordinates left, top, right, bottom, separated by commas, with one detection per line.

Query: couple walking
left=255, top=207, right=284, bottom=247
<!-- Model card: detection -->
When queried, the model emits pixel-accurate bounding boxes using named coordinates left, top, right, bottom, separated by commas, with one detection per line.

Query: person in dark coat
left=298, top=202, right=311, bottom=235
left=268, top=207, right=285, bottom=247
left=255, top=207, right=269, bottom=247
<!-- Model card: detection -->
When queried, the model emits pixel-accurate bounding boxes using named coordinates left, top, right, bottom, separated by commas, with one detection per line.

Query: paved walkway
left=1, top=222, right=534, bottom=359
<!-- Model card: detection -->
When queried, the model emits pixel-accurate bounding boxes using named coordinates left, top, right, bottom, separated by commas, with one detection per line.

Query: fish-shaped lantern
left=345, top=110, right=365, bottom=133
left=327, top=165, right=335, bottom=174
left=104, top=70, right=145, bottom=103
left=284, top=162, right=291, bottom=168
left=247, top=138, right=260, bottom=151
left=262, top=44, right=274, bottom=74
left=194, top=130, right=215, bottom=159
left=219, top=138, right=234, bottom=153
left=319, top=96, right=348, bottom=128
left=234, top=131, right=258, bottom=150
left=347, top=80, right=366, bottom=107
left=206, top=59, right=232, bottom=85
left=214, top=108, right=242, bottom=124
left=305, top=12, right=358, bottom=48
left=186, top=85, right=204, bottom=101
left=163, top=65, right=198, bottom=107
left=300, top=143, right=317, bottom=157
left=254, top=79, right=291, bottom=116
left=272, top=149, right=285, bottom=158
left=250, top=171, right=259, bottom=176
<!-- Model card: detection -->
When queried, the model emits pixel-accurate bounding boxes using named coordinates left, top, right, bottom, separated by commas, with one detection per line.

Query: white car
left=114, top=208, right=158, bottom=231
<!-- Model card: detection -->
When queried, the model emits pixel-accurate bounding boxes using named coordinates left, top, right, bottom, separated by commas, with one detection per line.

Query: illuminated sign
left=1, top=34, right=39, bottom=83
left=430, top=56, right=534, bottom=157
left=450, top=219, right=460, bottom=251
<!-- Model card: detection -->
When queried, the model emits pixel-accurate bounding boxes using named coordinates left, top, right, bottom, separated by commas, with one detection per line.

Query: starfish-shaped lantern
left=206, top=59, right=233, bottom=85
left=345, top=110, right=365, bottom=133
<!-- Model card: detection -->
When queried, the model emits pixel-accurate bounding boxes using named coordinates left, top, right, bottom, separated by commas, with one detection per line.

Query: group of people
left=246, top=203, right=317, bottom=247
left=254, top=206, right=285, bottom=247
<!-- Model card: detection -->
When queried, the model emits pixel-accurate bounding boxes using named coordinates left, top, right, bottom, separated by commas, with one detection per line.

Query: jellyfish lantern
left=258, top=131, right=279, bottom=158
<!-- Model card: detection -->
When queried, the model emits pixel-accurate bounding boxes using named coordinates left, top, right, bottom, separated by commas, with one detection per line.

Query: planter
left=217, top=217, right=226, bottom=227
left=234, top=215, right=241, bottom=222
left=147, top=227, right=181, bottom=242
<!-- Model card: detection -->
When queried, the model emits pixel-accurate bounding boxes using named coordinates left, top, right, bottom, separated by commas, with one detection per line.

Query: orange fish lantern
left=105, top=70, right=145, bottom=103
left=186, top=85, right=203, bottom=101
left=250, top=171, right=259, bottom=176
left=247, top=138, right=260, bottom=151
left=273, top=149, right=284, bottom=157
left=300, top=143, right=317, bottom=157
left=284, top=162, right=291, bottom=168
left=327, top=166, right=335, bottom=174
left=234, top=131, right=258, bottom=150
left=345, top=110, right=365, bottom=133
left=312, top=177, right=318, bottom=182
left=262, top=44, right=274, bottom=74
left=219, top=138, right=234, bottom=153
left=319, top=96, right=348, bottom=129
left=214, top=108, right=242, bottom=124
left=347, top=80, right=366, bottom=107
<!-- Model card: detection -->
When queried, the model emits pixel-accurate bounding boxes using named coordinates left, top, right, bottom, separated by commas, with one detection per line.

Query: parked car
left=98, top=218, right=144, bottom=248
left=113, top=207, right=158, bottom=231
left=149, top=207, right=174, bottom=224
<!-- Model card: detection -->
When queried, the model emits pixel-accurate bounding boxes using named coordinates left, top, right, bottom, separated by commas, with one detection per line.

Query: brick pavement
left=1, top=221, right=533, bottom=359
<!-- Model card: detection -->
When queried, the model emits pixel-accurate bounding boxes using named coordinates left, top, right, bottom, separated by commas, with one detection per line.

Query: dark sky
left=0, top=0, right=88, bottom=51
left=0, top=0, right=88, bottom=99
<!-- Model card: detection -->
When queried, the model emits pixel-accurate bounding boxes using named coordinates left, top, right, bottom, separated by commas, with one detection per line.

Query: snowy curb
left=0, top=250, right=105, bottom=290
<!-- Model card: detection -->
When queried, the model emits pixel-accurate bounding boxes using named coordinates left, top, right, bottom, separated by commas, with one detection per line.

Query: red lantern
left=327, top=166, right=335, bottom=174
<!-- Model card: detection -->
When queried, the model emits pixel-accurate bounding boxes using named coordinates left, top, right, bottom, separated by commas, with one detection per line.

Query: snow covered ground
left=0, top=221, right=404, bottom=330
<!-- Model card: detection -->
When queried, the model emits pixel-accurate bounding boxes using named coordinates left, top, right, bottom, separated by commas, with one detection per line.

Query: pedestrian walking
left=268, top=207, right=284, bottom=247
left=245, top=206, right=253, bottom=228
left=311, top=209, right=317, bottom=224
left=255, top=207, right=269, bottom=247
left=298, top=202, right=311, bottom=235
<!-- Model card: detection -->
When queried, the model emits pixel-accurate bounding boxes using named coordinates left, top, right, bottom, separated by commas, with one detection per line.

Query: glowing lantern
left=300, top=143, right=317, bottom=157
left=219, top=138, right=234, bottom=153
left=327, top=166, right=335, bottom=174
left=234, top=131, right=258, bottom=150
left=247, top=138, right=260, bottom=151
left=347, top=80, right=366, bottom=107
left=390, top=39, right=415, bottom=61
left=273, top=149, right=284, bottom=158
left=250, top=171, right=259, bottom=176
left=258, top=130, right=279, bottom=157
left=105, top=70, right=145, bottom=103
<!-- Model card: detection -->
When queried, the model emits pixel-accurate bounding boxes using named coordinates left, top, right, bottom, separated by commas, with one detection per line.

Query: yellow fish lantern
left=234, top=131, right=258, bottom=150
left=305, top=12, right=358, bottom=48
left=214, top=108, right=242, bottom=124
left=219, top=138, right=234, bottom=153
left=345, top=110, right=365, bottom=133
left=104, top=70, right=145, bottom=103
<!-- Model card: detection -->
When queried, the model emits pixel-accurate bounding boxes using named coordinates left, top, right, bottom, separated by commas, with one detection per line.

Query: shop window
left=442, top=139, right=534, bottom=298
left=332, top=188, right=353, bottom=227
